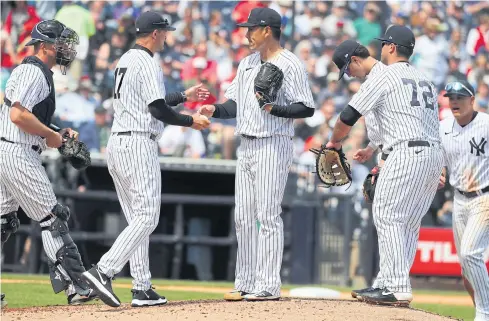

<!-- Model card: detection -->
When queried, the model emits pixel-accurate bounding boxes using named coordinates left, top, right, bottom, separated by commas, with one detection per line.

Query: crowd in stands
left=1, top=1, right=489, bottom=225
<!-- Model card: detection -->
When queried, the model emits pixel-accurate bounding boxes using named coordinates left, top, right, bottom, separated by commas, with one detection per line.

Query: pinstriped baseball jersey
left=363, top=62, right=386, bottom=149
left=440, top=113, right=489, bottom=192
left=111, top=47, right=166, bottom=136
left=225, top=49, right=315, bottom=137
left=350, top=62, right=440, bottom=150
left=0, top=64, right=50, bottom=148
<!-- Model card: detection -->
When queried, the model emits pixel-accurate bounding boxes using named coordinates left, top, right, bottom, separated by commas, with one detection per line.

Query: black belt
left=4, top=97, right=12, bottom=107
left=382, top=141, right=431, bottom=161
left=241, top=134, right=258, bottom=140
left=113, top=131, right=156, bottom=141
left=0, top=137, right=41, bottom=154
left=457, top=186, right=489, bottom=198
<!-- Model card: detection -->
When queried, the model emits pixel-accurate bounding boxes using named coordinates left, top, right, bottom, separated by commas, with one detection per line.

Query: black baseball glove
left=58, top=136, right=91, bottom=170
left=254, top=62, right=284, bottom=109
left=310, top=145, right=352, bottom=187
left=363, top=166, right=380, bottom=203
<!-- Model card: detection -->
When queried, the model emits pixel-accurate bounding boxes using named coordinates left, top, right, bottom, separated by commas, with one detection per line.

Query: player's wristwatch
left=180, top=91, right=187, bottom=102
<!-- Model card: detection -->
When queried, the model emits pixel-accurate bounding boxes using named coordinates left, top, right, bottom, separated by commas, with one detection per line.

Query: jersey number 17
left=113, top=68, right=127, bottom=99
left=402, top=78, right=435, bottom=110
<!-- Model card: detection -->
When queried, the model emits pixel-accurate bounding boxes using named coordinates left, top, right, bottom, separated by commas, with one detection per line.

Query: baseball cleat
left=81, top=265, right=121, bottom=308
left=131, top=287, right=167, bottom=307
left=351, top=287, right=378, bottom=300
left=68, top=288, right=98, bottom=305
left=361, top=288, right=413, bottom=306
left=243, top=291, right=280, bottom=301
left=1, top=293, right=7, bottom=308
left=224, top=290, right=250, bottom=301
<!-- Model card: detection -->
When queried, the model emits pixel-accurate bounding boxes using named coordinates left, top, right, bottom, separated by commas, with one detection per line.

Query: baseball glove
left=58, top=136, right=91, bottom=170
left=363, top=166, right=380, bottom=203
left=310, top=145, right=352, bottom=187
left=254, top=62, right=284, bottom=109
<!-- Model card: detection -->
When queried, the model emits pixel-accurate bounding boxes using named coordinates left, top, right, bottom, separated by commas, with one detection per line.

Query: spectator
left=466, top=12, right=489, bottom=57
left=94, top=106, right=111, bottom=153
left=173, top=7, right=206, bottom=45
left=467, top=52, right=489, bottom=88
left=353, top=2, right=382, bottom=46
left=446, top=55, right=467, bottom=84
left=475, top=81, right=489, bottom=112
left=321, top=1, right=357, bottom=38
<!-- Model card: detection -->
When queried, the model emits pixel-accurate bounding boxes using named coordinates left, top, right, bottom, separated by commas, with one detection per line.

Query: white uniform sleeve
left=224, top=60, right=243, bottom=101
left=139, top=60, right=166, bottom=106
left=9, top=64, right=49, bottom=112
left=349, top=72, right=388, bottom=115
left=283, top=60, right=315, bottom=108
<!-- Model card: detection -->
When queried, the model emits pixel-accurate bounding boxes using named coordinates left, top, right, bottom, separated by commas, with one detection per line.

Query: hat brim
left=443, top=92, right=472, bottom=97
left=237, top=22, right=259, bottom=27
left=25, top=38, right=42, bottom=46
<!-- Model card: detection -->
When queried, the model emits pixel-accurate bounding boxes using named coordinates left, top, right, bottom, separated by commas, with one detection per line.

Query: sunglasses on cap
left=381, top=41, right=411, bottom=49
left=445, top=82, right=474, bottom=96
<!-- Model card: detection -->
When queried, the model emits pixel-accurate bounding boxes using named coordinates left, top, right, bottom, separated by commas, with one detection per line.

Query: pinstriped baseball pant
left=0, top=141, right=76, bottom=296
left=372, top=144, right=443, bottom=293
left=453, top=193, right=489, bottom=321
left=234, top=136, right=293, bottom=296
left=98, top=134, right=160, bottom=291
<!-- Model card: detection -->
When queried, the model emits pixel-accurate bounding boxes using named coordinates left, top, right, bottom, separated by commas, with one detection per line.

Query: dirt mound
left=1, top=299, right=459, bottom=321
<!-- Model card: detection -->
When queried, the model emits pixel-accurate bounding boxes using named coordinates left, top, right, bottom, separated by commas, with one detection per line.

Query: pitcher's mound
left=1, top=299, right=459, bottom=321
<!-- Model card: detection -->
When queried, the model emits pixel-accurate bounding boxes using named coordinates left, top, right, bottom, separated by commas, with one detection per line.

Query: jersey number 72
left=113, top=68, right=127, bottom=99
left=402, top=78, right=435, bottom=110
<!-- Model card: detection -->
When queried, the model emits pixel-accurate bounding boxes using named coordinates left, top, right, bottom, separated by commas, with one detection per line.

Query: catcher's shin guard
left=42, top=204, right=90, bottom=296
left=1, top=211, right=20, bottom=247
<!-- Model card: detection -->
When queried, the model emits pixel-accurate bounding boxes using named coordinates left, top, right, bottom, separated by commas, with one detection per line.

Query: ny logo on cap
left=345, top=54, right=348, bottom=58
left=389, top=36, right=393, bottom=40
left=261, top=20, right=266, bottom=23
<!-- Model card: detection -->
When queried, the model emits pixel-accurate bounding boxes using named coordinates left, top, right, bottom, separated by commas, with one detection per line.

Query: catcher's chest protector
left=21, top=56, right=56, bottom=127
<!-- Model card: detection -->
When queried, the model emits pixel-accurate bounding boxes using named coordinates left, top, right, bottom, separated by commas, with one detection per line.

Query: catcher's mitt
left=254, top=62, right=284, bottom=109
left=310, top=145, right=352, bottom=187
left=58, top=136, right=91, bottom=170
left=363, top=166, right=380, bottom=203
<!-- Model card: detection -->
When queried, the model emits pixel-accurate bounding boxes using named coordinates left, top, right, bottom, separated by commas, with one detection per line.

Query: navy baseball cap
left=444, top=80, right=475, bottom=97
left=237, top=8, right=281, bottom=29
left=135, top=11, right=175, bottom=33
left=332, top=40, right=361, bottom=80
left=375, top=25, right=415, bottom=49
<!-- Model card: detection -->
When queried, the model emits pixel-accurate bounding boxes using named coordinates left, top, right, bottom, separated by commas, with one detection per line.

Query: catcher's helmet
left=26, top=20, right=79, bottom=75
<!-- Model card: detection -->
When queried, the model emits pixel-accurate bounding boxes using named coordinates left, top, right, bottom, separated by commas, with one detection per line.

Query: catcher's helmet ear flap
left=26, top=20, right=79, bottom=75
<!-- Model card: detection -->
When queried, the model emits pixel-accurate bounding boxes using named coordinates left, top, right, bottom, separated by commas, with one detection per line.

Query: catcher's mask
left=26, top=20, right=79, bottom=75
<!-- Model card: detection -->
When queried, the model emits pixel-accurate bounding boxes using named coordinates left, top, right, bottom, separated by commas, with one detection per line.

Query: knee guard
left=1, top=212, right=20, bottom=247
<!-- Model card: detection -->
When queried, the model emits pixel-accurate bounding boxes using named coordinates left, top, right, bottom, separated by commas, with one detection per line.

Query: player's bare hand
left=326, top=141, right=342, bottom=150
left=438, top=174, right=446, bottom=190
left=197, top=104, right=215, bottom=118
left=185, top=83, right=210, bottom=102
left=191, top=113, right=211, bottom=130
left=59, top=128, right=79, bottom=140
left=46, top=131, right=63, bottom=149
left=354, top=147, right=374, bottom=163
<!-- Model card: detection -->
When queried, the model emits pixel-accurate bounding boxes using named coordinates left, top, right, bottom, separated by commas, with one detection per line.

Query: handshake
left=190, top=105, right=215, bottom=130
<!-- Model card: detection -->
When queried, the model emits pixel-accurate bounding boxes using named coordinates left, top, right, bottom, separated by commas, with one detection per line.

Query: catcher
left=198, top=7, right=315, bottom=301
left=0, top=20, right=94, bottom=307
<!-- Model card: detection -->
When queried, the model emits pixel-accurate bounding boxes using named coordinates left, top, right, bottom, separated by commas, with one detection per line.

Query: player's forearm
left=148, top=99, right=193, bottom=127
left=213, top=100, right=237, bottom=119
left=165, top=92, right=186, bottom=106
left=269, top=102, right=314, bottom=119
left=330, top=118, right=352, bottom=144
left=10, top=104, right=56, bottom=138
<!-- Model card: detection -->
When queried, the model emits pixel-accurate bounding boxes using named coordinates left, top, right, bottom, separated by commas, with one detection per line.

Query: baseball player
left=198, top=7, right=315, bottom=301
left=439, top=80, right=489, bottom=321
left=325, top=25, right=443, bottom=306
left=328, top=40, right=389, bottom=299
left=81, top=11, right=210, bottom=308
left=0, top=20, right=95, bottom=306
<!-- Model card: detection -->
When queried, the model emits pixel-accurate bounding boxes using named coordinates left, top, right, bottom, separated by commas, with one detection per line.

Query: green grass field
left=0, top=273, right=475, bottom=320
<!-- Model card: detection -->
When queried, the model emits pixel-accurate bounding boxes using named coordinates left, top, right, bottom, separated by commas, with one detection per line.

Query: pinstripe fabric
left=364, top=62, right=386, bottom=150
left=0, top=64, right=49, bottom=148
left=373, top=146, right=443, bottom=292
left=97, top=134, right=161, bottom=290
left=440, top=112, right=489, bottom=320
left=452, top=194, right=489, bottom=320
left=225, top=50, right=315, bottom=138
left=234, top=136, right=293, bottom=296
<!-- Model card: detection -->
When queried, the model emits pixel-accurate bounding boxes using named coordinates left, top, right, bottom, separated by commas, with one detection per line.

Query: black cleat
left=351, top=287, right=378, bottom=300
left=68, top=288, right=98, bottom=305
left=131, top=287, right=168, bottom=307
left=1, top=293, right=7, bottom=308
left=361, top=288, right=413, bottom=307
left=81, top=265, right=121, bottom=307
left=243, top=291, right=280, bottom=301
